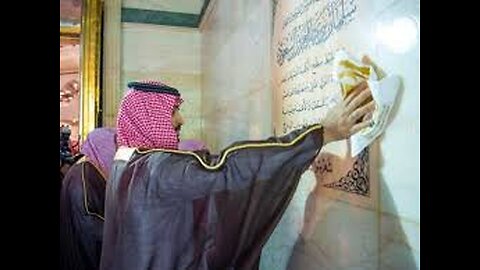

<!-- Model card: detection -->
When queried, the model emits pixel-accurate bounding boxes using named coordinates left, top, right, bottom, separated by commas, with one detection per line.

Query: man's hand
left=321, top=81, right=375, bottom=144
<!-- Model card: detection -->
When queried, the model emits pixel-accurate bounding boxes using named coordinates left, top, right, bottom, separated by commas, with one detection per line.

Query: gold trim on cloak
left=79, top=158, right=106, bottom=221
left=134, top=124, right=323, bottom=170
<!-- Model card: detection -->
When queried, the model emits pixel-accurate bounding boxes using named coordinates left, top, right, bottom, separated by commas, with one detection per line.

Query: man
left=60, top=125, right=83, bottom=190
left=60, top=128, right=117, bottom=270
left=100, top=80, right=374, bottom=270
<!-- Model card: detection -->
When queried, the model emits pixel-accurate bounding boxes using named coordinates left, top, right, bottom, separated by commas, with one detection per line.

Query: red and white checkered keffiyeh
left=117, top=81, right=183, bottom=150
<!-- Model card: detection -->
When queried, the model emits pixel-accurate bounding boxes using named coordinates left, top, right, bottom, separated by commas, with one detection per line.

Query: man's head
left=80, top=127, right=117, bottom=177
left=116, top=80, right=184, bottom=150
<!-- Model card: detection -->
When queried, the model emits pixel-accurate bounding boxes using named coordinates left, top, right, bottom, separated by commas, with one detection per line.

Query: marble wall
left=370, top=0, right=420, bottom=267
left=263, top=0, right=420, bottom=269
left=123, top=0, right=204, bottom=14
left=121, top=23, right=203, bottom=140
left=200, top=0, right=273, bottom=152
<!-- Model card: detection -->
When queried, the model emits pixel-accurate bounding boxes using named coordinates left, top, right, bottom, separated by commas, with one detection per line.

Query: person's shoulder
left=72, top=153, right=85, bottom=164
left=61, top=162, right=84, bottom=190
left=64, top=160, right=83, bottom=176
left=137, top=149, right=180, bottom=161
left=136, top=148, right=200, bottom=165
left=63, top=157, right=96, bottom=180
left=134, top=148, right=186, bottom=157
left=115, top=147, right=197, bottom=167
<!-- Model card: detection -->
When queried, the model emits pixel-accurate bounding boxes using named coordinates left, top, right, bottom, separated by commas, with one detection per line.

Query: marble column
left=102, top=0, right=122, bottom=127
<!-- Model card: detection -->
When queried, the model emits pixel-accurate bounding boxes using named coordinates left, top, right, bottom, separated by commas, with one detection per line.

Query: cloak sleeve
left=152, top=124, right=324, bottom=200
left=149, top=124, right=323, bottom=269
left=101, top=124, right=324, bottom=270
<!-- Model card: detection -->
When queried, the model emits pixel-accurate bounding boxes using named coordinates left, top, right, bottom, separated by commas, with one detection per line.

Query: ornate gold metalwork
left=79, top=0, right=103, bottom=140
left=60, top=25, right=80, bottom=45
left=60, top=25, right=81, bottom=37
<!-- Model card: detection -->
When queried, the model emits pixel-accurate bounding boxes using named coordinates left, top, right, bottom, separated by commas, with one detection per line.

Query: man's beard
left=175, top=126, right=182, bottom=142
